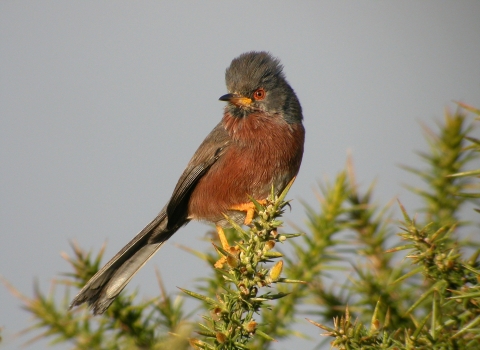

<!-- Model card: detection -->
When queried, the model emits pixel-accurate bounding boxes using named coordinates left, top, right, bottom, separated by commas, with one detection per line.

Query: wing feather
left=165, top=122, right=231, bottom=228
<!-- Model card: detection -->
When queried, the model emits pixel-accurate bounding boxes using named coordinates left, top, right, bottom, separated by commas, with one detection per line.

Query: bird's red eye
left=253, top=88, right=266, bottom=101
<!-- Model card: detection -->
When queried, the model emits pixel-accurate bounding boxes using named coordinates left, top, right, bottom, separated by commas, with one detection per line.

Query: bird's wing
left=164, top=122, right=230, bottom=229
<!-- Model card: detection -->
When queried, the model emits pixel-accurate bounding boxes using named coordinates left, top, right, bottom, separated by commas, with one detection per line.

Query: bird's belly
left=187, top=151, right=281, bottom=223
left=187, top=120, right=304, bottom=225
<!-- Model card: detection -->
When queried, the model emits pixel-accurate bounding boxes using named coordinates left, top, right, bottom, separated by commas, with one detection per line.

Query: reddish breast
left=187, top=112, right=304, bottom=223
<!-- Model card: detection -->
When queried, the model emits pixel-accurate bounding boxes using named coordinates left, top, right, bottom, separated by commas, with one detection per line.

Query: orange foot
left=214, top=225, right=240, bottom=269
left=214, top=200, right=266, bottom=269
left=230, top=199, right=267, bottom=225
left=216, top=225, right=230, bottom=250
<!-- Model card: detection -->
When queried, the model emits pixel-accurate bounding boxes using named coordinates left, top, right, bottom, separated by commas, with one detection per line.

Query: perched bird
left=70, top=51, right=305, bottom=315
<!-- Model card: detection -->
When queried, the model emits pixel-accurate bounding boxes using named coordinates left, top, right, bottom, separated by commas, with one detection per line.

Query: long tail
left=70, top=208, right=179, bottom=315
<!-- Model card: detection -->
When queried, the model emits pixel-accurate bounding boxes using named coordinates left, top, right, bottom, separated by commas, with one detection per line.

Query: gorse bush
left=308, top=103, right=480, bottom=349
left=3, top=103, right=479, bottom=349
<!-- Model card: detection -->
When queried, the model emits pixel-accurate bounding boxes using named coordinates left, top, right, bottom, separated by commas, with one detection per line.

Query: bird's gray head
left=220, top=51, right=302, bottom=124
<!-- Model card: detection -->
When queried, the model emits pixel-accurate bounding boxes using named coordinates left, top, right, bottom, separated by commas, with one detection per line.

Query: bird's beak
left=219, top=93, right=252, bottom=107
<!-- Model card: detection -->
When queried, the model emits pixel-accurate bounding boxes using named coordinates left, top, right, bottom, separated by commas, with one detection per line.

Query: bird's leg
left=214, top=199, right=267, bottom=269
left=218, top=199, right=267, bottom=249
left=214, top=225, right=241, bottom=269
left=216, top=225, right=230, bottom=250
left=230, top=199, right=267, bottom=225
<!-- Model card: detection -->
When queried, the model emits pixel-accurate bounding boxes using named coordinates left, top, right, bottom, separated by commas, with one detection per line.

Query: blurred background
left=1, top=2, right=479, bottom=349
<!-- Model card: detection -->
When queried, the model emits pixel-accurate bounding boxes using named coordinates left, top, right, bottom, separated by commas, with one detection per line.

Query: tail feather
left=70, top=208, right=177, bottom=315
left=89, top=243, right=164, bottom=314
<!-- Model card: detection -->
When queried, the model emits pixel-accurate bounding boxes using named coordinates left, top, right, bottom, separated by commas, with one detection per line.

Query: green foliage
left=2, top=242, right=192, bottom=349
left=184, top=181, right=305, bottom=349
left=308, top=105, right=480, bottom=349
left=2, top=104, right=479, bottom=349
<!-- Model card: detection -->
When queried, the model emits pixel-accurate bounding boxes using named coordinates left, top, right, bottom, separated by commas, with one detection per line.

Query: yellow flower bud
left=270, top=260, right=283, bottom=282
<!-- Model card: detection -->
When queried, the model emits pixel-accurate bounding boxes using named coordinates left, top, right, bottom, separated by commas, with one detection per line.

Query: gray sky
left=1, top=2, right=480, bottom=349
